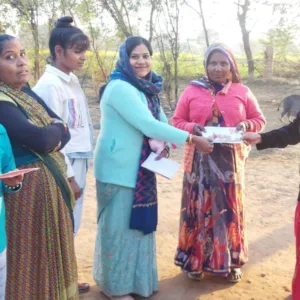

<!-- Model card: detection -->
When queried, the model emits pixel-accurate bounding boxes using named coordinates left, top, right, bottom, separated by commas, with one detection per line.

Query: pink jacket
left=172, top=81, right=266, bottom=172
left=172, top=81, right=266, bottom=133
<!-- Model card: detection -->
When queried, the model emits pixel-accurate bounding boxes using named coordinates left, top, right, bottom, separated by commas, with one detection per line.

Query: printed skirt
left=175, top=144, right=249, bottom=275
left=5, top=161, right=78, bottom=300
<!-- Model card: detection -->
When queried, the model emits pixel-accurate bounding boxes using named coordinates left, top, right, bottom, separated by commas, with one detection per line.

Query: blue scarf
left=109, top=42, right=163, bottom=96
left=109, top=41, right=163, bottom=234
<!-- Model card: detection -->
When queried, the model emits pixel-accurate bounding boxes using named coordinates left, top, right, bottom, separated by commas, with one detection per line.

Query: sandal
left=226, top=268, right=243, bottom=283
left=78, top=282, right=90, bottom=294
left=188, top=272, right=204, bottom=281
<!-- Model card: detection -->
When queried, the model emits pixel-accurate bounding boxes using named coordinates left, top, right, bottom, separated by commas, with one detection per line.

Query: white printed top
left=33, top=65, right=93, bottom=177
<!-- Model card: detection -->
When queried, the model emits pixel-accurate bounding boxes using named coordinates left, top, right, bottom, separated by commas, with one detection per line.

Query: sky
left=138, top=0, right=299, bottom=55
left=8, top=0, right=300, bottom=56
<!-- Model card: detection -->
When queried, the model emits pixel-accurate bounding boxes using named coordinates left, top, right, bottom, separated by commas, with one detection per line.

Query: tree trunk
left=263, top=45, right=273, bottom=79
left=148, top=0, right=157, bottom=44
left=197, top=0, right=209, bottom=47
left=163, top=62, right=173, bottom=110
left=173, top=0, right=180, bottom=102
left=31, top=23, right=40, bottom=80
left=103, top=0, right=132, bottom=37
left=242, top=30, right=254, bottom=79
left=174, top=58, right=178, bottom=103
left=237, top=0, right=254, bottom=79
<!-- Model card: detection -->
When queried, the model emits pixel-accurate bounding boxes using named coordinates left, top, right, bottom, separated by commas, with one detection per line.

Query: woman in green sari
left=0, top=34, right=78, bottom=299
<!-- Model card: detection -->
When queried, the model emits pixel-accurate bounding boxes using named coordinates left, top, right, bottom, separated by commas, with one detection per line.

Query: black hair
left=125, top=36, right=153, bottom=57
left=0, top=34, right=16, bottom=55
left=49, top=16, right=89, bottom=61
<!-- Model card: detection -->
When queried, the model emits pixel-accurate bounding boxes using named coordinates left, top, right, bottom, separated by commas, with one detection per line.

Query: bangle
left=5, top=183, right=22, bottom=191
left=188, top=134, right=193, bottom=145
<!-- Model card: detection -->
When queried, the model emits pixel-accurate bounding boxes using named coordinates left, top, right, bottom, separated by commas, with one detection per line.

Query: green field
left=28, top=49, right=300, bottom=88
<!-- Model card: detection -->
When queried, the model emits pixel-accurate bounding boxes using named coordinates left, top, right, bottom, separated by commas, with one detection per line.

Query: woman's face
left=129, top=44, right=152, bottom=78
left=0, top=39, right=30, bottom=89
left=207, top=51, right=231, bottom=84
left=55, top=44, right=87, bottom=74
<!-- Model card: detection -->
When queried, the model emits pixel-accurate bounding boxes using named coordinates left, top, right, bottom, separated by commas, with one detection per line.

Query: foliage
left=260, top=26, right=298, bottom=60
left=0, top=0, right=300, bottom=98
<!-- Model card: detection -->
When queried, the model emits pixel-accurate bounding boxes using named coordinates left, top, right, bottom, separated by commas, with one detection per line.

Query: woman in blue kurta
left=0, top=125, right=23, bottom=300
left=93, top=36, right=214, bottom=300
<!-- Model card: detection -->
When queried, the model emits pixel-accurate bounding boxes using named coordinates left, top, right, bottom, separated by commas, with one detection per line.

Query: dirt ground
left=77, top=79, right=300, bottom=300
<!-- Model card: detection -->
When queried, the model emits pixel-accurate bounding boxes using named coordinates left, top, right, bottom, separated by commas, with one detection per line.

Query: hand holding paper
left=142, top=152, right=180, bottom=179
left=0, top=168, right=39, bottom=180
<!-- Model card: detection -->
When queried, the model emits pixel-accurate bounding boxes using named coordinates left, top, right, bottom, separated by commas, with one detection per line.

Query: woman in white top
left=33, top=16, right=93, bottom=294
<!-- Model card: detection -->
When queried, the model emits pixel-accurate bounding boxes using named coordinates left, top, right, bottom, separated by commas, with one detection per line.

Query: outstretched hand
left=242, top=132, right=262, bottom=145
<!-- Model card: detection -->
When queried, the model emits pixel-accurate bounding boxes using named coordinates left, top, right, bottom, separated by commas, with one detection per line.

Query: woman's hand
left=192, top=136, right=214, bottom=153
left=236, top=122, right=248, bottom=132
left=193, top=124, right=206, bottom=136
left=3, top=172, right=24, bottom=187
left=52, top=118, right=68, bottom=135
left=242, top=132, right=262, bottom=145
left=155, top=146, right=170, bottom=160
left=68, top=177, right=81, bottom=200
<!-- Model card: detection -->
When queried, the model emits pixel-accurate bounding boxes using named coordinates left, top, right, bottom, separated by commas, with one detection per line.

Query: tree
left=77, top=0, right=119, bottom=93
left=183, top=0, right=210, bottom=47
left=154, top=32, right=173, bottom=108
left=147, top=0, right=160, bottom=44
left=261, top=26, right=298, bottom=60
left=155, top=0, right=180, bottom=103
left=100, top=0, right=137, bottom=37
left=236, top=0, right=255, bottom=79
left=5, top=0, right=42, bottom=80
left=99, top=0, right=160, bottom=41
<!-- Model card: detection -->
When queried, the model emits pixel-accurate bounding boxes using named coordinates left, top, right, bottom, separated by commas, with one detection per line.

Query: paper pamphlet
left=202, top=126, right=243, bottom=144
left=141, top=152, right=180, bottom=179
left=0, top=168, right=40, bottom=180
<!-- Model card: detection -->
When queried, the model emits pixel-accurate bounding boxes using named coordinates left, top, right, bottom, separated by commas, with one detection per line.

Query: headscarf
left=190, top=42, right=241, bottom=90
left=109, top=40, right=163, bottom=96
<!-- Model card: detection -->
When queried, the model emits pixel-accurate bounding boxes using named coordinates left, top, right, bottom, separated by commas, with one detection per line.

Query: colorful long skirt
left=175, top=143, right=249, bottom=275
left=293, top=202, right=300, bottom=298
left=5, top=161, right=78, bottom=300
left=93, top=181, right=158, bottom=297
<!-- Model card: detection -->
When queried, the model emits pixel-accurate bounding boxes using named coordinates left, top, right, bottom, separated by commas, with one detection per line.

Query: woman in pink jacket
left=173, top=43, right=266, bottom=283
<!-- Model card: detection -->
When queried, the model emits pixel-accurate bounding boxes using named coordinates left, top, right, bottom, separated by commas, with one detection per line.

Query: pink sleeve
left=245, top=87, right=266, bottom=133
left=172, top=87, right=197, bottom=133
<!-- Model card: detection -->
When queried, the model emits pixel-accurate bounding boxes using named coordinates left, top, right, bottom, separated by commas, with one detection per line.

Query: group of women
left=0, top=14, right=299, bottom=300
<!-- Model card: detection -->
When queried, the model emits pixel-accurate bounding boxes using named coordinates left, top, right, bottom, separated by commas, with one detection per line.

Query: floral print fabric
left=175, top=142, right=249, bottom=275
